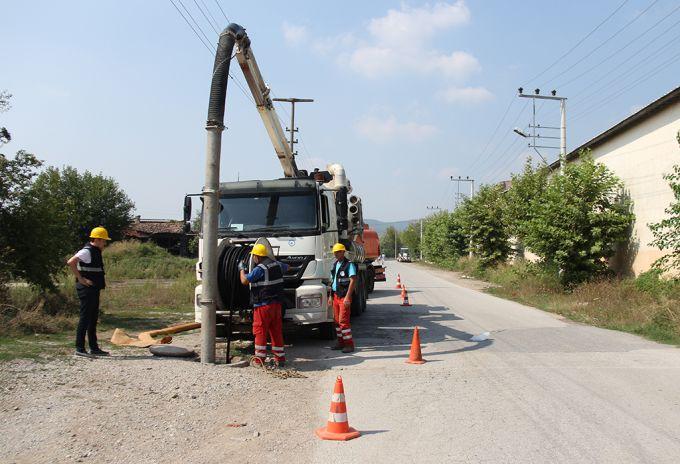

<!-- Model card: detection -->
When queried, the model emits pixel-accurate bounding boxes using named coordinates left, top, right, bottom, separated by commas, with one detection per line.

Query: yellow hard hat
left=89, top=226, right=111, bottom=241
left=332, top=243, right=347, bottom=253
left=250, top=244, right=268, bottom=257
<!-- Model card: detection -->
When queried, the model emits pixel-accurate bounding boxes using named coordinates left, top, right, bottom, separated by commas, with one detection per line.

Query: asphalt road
left=300, top=261, right=680, bottom=464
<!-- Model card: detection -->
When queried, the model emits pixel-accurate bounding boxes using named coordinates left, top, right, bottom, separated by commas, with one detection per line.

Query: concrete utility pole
left=450, top=176, right=475, bottom=209
left=272, top=97, right=314, bottom=157
left=516, top=88, right=567, bottom=172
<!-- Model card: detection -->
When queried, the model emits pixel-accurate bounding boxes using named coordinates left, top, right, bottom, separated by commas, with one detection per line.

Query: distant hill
left=364, top=218, right=417, bottom=235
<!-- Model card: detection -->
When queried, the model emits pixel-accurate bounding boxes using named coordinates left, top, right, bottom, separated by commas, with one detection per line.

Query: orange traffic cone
left=400, top=286, right=411, bottom=307
left=316, top=376, right=361, bottom=441
left=405, top=326, right=426, bottom=364
left=395, top=273, right=402, bottom=289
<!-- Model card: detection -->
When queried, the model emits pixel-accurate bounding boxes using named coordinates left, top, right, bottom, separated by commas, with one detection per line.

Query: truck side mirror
left=183, top=196, right=192, bottom=223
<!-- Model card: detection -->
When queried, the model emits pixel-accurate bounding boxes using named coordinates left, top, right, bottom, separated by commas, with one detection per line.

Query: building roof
left=124, top=218, right=185, bottom=238
left=550, top=85, right=680, bottom=170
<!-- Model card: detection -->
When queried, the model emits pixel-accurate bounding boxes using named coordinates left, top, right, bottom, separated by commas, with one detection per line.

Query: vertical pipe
left=560, top=98, right=567, bottom=175
left=200, top=23, right=242, bottom=364
left=200, top=128, right=222, bottom=363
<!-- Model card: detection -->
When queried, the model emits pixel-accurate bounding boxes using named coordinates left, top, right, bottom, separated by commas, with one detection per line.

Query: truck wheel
left=351, top=273, right=364, bottom=317
left=316, top=322, right=336, bottom=340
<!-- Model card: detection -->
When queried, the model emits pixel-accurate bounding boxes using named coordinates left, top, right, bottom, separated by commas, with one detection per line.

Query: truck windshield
left=218, top=191, right=318, bottom=234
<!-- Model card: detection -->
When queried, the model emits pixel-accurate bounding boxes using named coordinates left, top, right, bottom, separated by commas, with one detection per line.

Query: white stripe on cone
left=331, top=393, right=345, bottom=402
left=328, top=412, right=348, bottom=423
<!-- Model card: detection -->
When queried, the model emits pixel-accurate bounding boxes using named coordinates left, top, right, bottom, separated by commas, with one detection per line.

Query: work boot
left=74, top=349, right=90, bottom=358
left=341, top=345, right=355, bottom=353
left=90, top=348, right=110, bottom=356
left=274, top=359, right=285, bottom=369
left=331, top=342, right=344, bottom=350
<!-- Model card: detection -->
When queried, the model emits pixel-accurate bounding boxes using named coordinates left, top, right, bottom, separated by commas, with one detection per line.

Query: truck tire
left=351, top=272, right=365, bottom=317
left=316, top=322, right=336, bottom=340
left=367, top=266, right=375, bottom=294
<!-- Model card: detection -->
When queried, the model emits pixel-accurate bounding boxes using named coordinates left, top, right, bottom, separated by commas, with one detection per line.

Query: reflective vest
left=331, top=258, right=353, bottom=298
left=250, top=259, right=284, bottom=306
left=76, top=243, right=106, bottom=290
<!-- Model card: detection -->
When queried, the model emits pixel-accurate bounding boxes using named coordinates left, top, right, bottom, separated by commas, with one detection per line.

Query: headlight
left=298, top=295, right=322, bottom=309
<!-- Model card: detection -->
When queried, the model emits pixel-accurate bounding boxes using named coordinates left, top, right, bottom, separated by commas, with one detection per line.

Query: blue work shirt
left=331, top=261, right=357, bottom=292
left=246, top=261, right=289, bottom=307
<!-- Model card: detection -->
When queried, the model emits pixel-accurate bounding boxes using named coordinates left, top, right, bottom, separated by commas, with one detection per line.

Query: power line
left=193, top=0, right=220, bottom=35
left=569, top=26, right=680, bottom=105
left=198, top=0, right=221, bottom=30
left=176, top=0, right=214, bottom=47
left=169, top=0, right=214, bottom=54
left=571, top=48, right=680, bottom=121
left=473, top=100, right=530, bottom=175
left=467, top=97, right=515, bottom=173
left=539, top=0, right=660, bottom=88
left=525, top=0, right=630, bottom=85
left=555, top=4, right=680, bottom=90
left=213, top=0, right=230, bottom=23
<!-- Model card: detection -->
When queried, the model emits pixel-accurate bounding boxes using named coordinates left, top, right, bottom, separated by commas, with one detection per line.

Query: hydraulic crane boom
left=232, top=33, right=301, bottom=178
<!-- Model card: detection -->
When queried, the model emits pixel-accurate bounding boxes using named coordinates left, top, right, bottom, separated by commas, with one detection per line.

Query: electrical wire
left=213, top=0, right=230, bottom=23
left=538, top=0, right=660, bottom=88
left=554, top=4, right=680, bottom=90
left=467, top=97, right=515, bottom=173
left=193, top=0, right=220, bottom=35
left=572, top=48, right=680, bottom=120
left=525, top=0, right=630, bottom=85
left=176, top=0, right=214, bottom=47
left=198, top=0, right=222, bottom=30
left=169, top=0, right=214, bottom=54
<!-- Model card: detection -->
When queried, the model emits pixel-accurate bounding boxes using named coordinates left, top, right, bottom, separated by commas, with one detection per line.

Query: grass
left=0, top=241, right=197, bottom=361
left=429, top=257, right=680, bottom=345
left=104, top=240, right=195, bottom=280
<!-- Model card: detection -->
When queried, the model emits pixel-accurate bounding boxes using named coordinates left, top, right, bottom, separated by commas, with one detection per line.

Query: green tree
left=504, top=158, right=549, bottom=242
left=0, top=151, right=69, bottom=289
left=30, top=166, right=135, bottom=252
left=380, top=226, right=398, bottom=258
left=524, top=151, right=633, bottom=284
left=649, top=131, right=680, bottom=273
left=400, top=222, right=421, bottom=259
left=421, top=210, right=467, bottom=263
left=460, top=184, right=510, bottom=267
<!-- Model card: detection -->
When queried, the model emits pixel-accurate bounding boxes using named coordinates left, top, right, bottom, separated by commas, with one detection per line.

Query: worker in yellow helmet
left=330, top=243, right=357, bottom=353
left=66, top=226, right=112, bottom=358
left=239, top=243, right=289, bottom=367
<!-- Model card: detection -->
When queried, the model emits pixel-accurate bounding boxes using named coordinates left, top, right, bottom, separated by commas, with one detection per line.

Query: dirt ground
left=0, top=330, right=324, bottom=464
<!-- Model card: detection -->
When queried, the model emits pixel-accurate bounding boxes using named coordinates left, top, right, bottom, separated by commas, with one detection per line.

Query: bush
left=104, top=240, right=194, bottom=280
left=460, top=184, right=510, bottom=267
left=523, top=152, right=633, bottom=285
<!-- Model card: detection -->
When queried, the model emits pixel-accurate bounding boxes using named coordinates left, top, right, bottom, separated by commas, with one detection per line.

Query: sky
left=2, top=0, right=679, bottom=222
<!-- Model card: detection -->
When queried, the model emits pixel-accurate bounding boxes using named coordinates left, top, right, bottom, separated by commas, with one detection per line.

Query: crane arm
left=233, top=34, right=300, bottom=178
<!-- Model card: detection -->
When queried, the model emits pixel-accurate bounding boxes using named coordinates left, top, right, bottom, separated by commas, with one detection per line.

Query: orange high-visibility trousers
left=252, top=303, right=285, bottom=362
left=332, top=295, right=353, bottom=347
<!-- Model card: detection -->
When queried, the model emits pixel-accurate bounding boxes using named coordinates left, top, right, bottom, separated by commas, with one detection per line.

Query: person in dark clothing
left=66, top=226, right=111, bottom=357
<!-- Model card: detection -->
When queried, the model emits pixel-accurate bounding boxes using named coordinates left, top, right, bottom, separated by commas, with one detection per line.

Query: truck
left=397, top=247, right=412, bottom=263
left=185, top=23, right=382, bottom=348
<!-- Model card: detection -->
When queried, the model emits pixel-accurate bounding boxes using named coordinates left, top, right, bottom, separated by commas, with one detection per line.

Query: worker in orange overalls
left=239, top=244, right=288, bottom=367
left=330, top=243, right=357, bottom=353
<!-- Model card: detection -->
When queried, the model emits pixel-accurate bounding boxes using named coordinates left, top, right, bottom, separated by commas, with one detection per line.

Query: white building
left=551, top=86, right=680, bottom=276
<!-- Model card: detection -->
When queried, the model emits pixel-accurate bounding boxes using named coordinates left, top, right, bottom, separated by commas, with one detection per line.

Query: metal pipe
left=200, top=23, right=244, bottom=364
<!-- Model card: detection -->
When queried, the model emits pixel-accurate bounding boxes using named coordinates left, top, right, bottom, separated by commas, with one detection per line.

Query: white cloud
left=343, top=1, right=478, bottom=79
left=312, top=32, right=358, bottom=56
left=441, top=86, right=494, bottom=104
left=282, top=22, right=308, bottom=46
left=355, top=115, right=437, bottom=143
left=368, top=1, right=471, bottom=49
